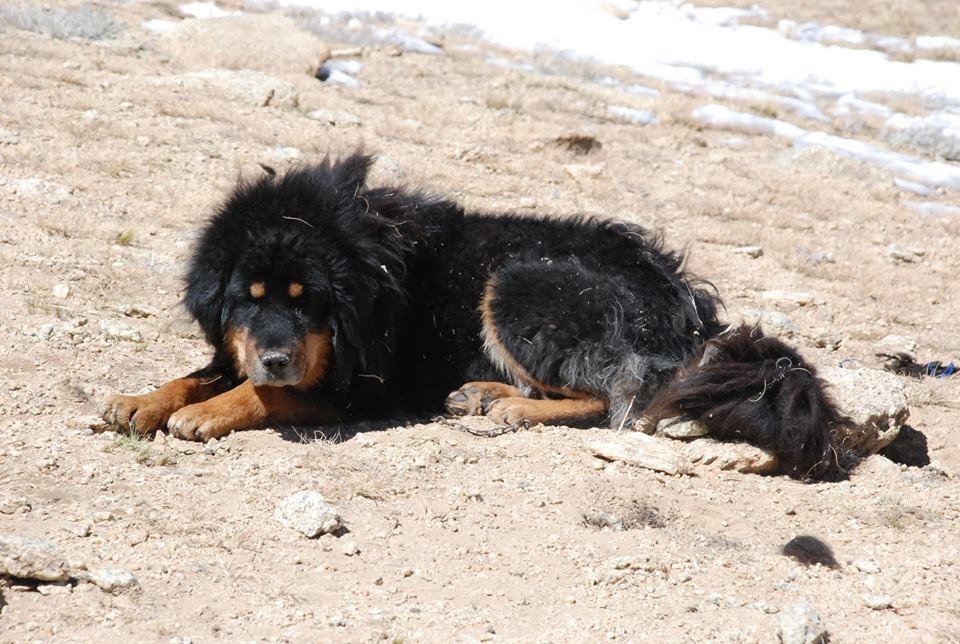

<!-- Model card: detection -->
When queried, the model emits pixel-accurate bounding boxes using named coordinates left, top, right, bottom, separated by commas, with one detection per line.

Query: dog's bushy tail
left=647, top=325, right=846, bottom=479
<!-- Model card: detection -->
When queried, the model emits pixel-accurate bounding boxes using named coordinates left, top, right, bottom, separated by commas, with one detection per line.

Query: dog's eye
left=249, top=282, right=266, bottom=299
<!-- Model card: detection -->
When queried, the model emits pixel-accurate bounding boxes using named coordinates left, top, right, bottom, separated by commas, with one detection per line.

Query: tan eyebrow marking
left=249, top=282, right=266, bottom=299
left=288, top=282, right=304, bottom=298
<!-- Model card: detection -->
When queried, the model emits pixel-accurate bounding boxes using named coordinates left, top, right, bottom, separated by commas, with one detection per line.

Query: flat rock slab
left=679, top=438, right=780, bottom=474
left=590, top=431, right=693, bottom=475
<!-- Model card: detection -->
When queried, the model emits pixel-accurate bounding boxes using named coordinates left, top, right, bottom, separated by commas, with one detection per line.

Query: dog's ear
left=330, top=152, right=374, bottom=199
left=183, top=232, right=232, bottom=349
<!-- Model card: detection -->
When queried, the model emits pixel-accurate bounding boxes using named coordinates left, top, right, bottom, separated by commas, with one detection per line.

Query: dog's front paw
left=167, top=404, right=233, bottom=442
left=103, top=393, right=176, bottom=435
left=445, top=381, right=522, bottom=416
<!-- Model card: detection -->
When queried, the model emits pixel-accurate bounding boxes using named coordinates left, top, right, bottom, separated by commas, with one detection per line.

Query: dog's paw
left=167, top=404, right=233, bottom=442
left=103, top=393, right=176, bottom=435
left=485, top=397, right=538, bottom=425
left=445, top=381, right=522, bottom=416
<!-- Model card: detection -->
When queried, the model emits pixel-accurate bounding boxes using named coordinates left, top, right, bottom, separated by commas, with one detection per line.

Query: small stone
left=275, top=491, right=342, bottom=538
left=778, top=599, right=828, bottom=644
left=0, top=534, right=70, bottom=582
left=657, top=417, right=709, bottom=439
left=740, top=308, right=796, bottom=333
left=854, top=560, right=880, bottom=574
left=88, top=568, right=140, bottom=593
left=203, top=438, right=219, bottom=455
left=99, top=319, right=143, bottom=342
left=342, top=541, right=360, bottom=556
left=886, top=244, right=922, bottom=263
left=874, top=334, right=918, bottom=355
left=734, top=245, right=763, bottom=258
left=564, top=163, right=605, bottom=180
left=0, top=496, right=30, bottom=515
left=862, top=594, right=892, bottom=610
left=51, top=284, right=70, bottom=299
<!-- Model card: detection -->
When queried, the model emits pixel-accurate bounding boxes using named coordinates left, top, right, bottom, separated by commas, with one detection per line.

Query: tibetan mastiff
left=104, top=153, right=845, bottom=478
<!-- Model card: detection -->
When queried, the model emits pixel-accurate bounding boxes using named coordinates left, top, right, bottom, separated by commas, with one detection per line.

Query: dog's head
left=183, top=153, right=411, bottom=392
left=222, top=235, right=333, bottom=388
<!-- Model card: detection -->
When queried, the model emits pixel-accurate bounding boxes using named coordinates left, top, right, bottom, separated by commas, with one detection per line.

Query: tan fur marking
left=249, top=282, right=266, bottom=299
left=288, top=282, right=304, bottom=298
left=294, top=329, right=332, bottom=391
left=104, top=375, right=226, bottom=434
left=486, top=396, right=608, bottom=426
left=480, top=277, right=599, bottom=401
left=168, top=380, right=338, bottom=441
left=225, top=324, right=253, bottom=378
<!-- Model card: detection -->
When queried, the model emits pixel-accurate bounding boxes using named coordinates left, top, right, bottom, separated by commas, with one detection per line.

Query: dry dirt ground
left=2, top=1, right=960, bottom=642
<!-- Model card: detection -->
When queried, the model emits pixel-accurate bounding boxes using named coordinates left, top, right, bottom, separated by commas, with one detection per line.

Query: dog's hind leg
left=470, top=262, right=625, bottom=427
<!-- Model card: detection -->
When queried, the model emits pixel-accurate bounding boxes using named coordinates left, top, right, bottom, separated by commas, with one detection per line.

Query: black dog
left=104, top=153, right=845, bottom=478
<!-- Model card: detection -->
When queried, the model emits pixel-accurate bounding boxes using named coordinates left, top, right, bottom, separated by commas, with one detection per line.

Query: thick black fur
left=177, top=152, right=844, bottom=478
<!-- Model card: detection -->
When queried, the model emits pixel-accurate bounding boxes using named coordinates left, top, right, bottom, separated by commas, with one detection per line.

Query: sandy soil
left=1, top=2, right=959, bottom=642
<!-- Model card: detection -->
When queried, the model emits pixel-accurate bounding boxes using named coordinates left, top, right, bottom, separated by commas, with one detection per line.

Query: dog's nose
left=260, top=351, right=291, bottom=371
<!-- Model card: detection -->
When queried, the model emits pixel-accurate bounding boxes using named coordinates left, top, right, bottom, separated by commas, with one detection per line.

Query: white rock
left=734, top=245, right=763, bottom=258
left=275, top=491, right=342, bottom=538
left=88, top=568, right=140, bottom=593
left=862, top=594, right=892, bottom=610
left=99, top=319, right=143, bottom=342
left=52, top=283, right=70, bottom=299
left=778, top=599, right=828, bottom=644
left=564, top=163, right=605, bottom=180
left=656, top=417, right=709, bottom=439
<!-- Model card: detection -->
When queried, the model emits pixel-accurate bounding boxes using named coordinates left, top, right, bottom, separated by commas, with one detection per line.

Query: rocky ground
left=1, top=1, right=959, bottom=642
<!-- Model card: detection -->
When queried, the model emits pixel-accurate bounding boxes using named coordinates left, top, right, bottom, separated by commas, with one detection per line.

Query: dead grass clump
left=0, top=3, right=121, bottom=40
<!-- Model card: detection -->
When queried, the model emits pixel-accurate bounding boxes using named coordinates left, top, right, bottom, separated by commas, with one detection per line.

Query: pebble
left=88, top=568, right=140, bottom=593
left=99, top=319, right=143, bottom=342
left=52, top=283, right=71, bottom=299
left=657, top=417, right=709, bottom=439
left=886, top=244, right=923, bottom=263
left=854, top=559, right=880, bottom=574
left=862, top=594, right=892, bottom=610
left=564, top=163, right=605, bottom=180
left=740, top=308, right=796, bottom=332
left=342, top=541, right=360, bottom=556
left=734, top=245, right=764, bottom=258
left=274, top=491, right=342, bottom=538
left=0, top=495, right=31, bottom=515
